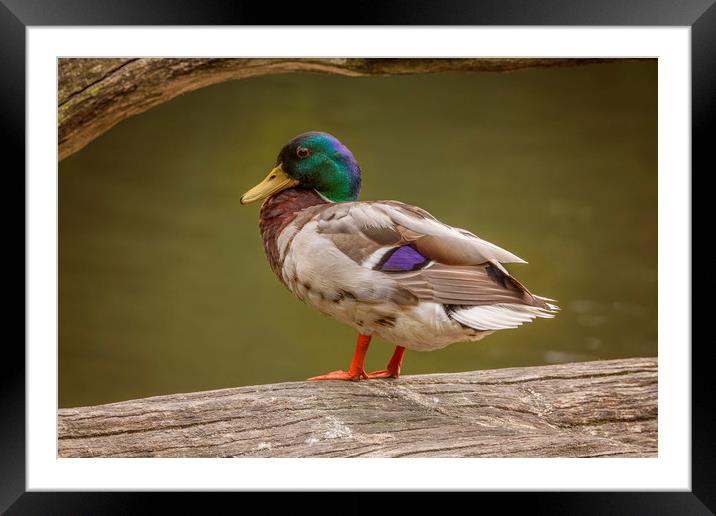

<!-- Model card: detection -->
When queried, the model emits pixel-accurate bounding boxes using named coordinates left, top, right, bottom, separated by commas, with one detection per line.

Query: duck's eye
left=296, top=146, right=310, bottom=159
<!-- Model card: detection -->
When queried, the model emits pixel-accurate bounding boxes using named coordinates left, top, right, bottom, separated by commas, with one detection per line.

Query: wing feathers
left=315, top=200, right=526, bottom=268
left=394, top=263, right=548, bottom=309
left=306, top=200, right=555, bottom=313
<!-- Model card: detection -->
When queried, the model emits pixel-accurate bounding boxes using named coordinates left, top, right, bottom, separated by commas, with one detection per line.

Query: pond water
left=59, top=60, right=657, bottom=407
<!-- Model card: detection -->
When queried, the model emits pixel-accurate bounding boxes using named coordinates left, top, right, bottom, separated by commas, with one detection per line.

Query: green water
left=59, top=60, right=657, bottom=408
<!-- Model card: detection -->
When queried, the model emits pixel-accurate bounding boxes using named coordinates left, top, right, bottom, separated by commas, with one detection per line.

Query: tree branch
left=58, top=357, right=657, bottom=458
left=58, top=57, right=623, bottom=160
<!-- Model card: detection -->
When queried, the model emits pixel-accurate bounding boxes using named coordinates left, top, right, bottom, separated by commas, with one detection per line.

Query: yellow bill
left=240, top=164, right=299, bottom=205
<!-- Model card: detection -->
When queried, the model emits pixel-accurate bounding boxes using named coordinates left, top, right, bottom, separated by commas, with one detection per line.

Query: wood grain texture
left=57, top=57, right=626, bottom=161
left=58, top=357, right=657, bottom=458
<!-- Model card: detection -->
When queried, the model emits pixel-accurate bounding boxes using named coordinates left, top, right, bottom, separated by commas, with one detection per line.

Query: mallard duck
left=240, top=132, right=558, bottom=381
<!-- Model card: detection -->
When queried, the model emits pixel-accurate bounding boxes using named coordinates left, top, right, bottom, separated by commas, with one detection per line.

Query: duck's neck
left=259, top=188, right=329, bottom=277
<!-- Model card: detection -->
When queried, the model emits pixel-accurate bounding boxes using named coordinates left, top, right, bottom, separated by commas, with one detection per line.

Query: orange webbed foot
left=307, top=339, right=405, bottom=382
left=307, top=370, right=368, bottom=382
left=365, top=346, right=405, bottom=379
left=365, top=369, right=400, bottom=379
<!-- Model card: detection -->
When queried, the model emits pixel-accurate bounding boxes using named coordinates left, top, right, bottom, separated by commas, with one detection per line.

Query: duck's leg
left=366, top=345, right=405, bottom=379
left=307, top=334, right=371, bottom=381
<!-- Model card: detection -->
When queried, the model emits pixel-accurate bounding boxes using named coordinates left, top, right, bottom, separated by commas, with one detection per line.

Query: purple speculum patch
left=376, top=245, right=430, bottom=272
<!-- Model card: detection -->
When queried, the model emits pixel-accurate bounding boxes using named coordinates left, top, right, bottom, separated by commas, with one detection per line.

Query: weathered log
left=58, top=57, right=624, bottom=161
left=58, top=357, right=657, bottom=458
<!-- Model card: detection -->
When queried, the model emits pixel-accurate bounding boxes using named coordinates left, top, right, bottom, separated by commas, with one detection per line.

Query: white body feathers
left=262, top=193, right=557, bottom=352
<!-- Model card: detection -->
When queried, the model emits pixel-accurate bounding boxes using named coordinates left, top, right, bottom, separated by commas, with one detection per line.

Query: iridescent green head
left=240, top=132, right=362, bottom=204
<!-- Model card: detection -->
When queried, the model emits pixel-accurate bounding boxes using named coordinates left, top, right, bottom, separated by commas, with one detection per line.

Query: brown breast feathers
left=259, top=188, right=328, bottom=280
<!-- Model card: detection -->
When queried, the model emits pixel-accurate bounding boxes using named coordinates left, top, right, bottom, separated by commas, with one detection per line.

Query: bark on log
left=58, top=57, right=624, bottom=161
left=58, top=357, right=657, bottom=458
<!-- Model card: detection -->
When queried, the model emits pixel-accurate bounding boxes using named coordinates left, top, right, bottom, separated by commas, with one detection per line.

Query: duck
left=240, top=131, right=558, bottom=381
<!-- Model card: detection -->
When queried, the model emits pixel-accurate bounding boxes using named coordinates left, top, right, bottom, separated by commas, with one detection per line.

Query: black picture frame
left=5, top=0, right=709, bottom=512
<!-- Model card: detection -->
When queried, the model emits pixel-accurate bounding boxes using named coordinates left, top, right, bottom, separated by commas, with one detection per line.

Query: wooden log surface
left=58, top=57, right=625, bottom=161
left=58, top=357, right=657, bottom=458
